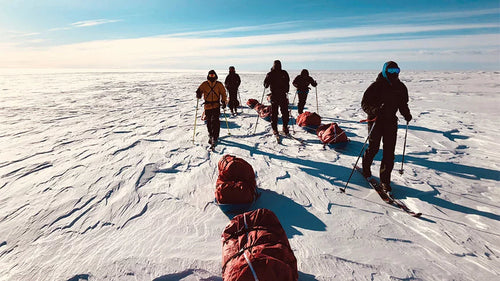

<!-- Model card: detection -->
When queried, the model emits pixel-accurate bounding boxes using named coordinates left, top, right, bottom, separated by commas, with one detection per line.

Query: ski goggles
left=386, top=68, right=400, bottom=74
left=208, top=73, right=216, bottom=78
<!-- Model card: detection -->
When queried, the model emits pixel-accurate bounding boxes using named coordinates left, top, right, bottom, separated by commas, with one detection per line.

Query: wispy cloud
left=168, top=21, right=304, bottom=37
left=3, top=31, right=41, bottom=38
left=164, top=23, right=498, bottom=48
left=1, top=10, right=498, bottom=70
left=70, top=19, right=121, bottom=28
left=48, top=27, right=72, bottom=32
left=394, top=8, right=500, bottom=22
left=1, top=30, right=497, bottom=70
left=314, top=8, right=500, bottom=27
left=46, top=19, right=121, bottom=32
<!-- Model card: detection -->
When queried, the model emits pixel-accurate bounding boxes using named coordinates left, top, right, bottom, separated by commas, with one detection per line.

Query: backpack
left=316, top=123, right=349, bottom=144
left=221, top=208, right=298, bottom=281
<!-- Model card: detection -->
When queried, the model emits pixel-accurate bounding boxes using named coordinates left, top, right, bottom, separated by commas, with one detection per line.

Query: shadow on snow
left=221, top=132, right=500, bottom=222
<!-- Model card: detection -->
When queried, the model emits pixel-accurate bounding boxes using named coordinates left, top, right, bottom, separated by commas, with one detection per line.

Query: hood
left=381, top=61, right=399, bottom=83
left=300, top=69, right=309, bottom=76
left=229, top=66, right=235, bottom=73
left=207, top=70, right=218, bottom=82
left=272, top=60, right=282, bottom=71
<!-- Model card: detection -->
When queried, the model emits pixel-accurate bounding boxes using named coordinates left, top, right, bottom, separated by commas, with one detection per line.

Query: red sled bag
left=316, top=123, right=349, bottom=144
left=296, top=111, right=321, bottom=128
left=258, top=105, right=271, bottom=121
left=246, top=99, right=258, bottom=109
left=253, top=103, right=271, bottom=121
left=216, top=155, right=257, bottom=204
left=222, top=208, right=298, bottom=281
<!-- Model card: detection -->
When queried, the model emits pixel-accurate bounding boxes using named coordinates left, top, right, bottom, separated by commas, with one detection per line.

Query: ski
left=280, top=132, right=305, bottom=145
left=275, top=134, right=281, bottom=144
left=354, top=165, right=422, bottom=217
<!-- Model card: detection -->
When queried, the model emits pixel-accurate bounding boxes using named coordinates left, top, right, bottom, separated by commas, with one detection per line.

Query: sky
left=0, top=0, right=499, bottom=71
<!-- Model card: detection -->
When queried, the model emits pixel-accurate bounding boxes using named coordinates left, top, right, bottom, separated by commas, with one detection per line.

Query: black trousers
left=228, top=89, right=239, bottom=111
left=362, top=121, right=398, bottom=184
left=297, top=91, right=309, bottom=114
left=205, top=108, right=221, bottom=141
left=271, top=98, right=289, bottom=132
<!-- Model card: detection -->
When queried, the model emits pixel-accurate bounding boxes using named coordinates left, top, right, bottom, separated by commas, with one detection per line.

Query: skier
left=361, top=61, right=412, bottom=193
left=292, top=69, right=317, bottom=114
left=263, top=60, right=291, bottom=135
left=224, top=66, right=241, bottom=115
left=196, top=70, right=228, bottom=147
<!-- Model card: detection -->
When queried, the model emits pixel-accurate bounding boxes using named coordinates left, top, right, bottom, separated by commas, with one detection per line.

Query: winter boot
left=380, top=182, right=392, bottom=193
left=283, top=125, right=289, bottom=135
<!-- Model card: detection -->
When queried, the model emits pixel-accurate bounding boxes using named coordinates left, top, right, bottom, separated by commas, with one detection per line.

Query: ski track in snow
left=0, top=71, right=499, bottom=280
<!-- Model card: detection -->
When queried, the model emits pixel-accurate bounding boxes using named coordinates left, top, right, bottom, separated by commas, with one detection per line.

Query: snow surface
left=0, top=70, right=499, bottom=281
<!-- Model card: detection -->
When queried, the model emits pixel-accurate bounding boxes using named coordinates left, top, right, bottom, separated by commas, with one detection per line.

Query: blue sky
left=0, top=0, right=499, bottom=70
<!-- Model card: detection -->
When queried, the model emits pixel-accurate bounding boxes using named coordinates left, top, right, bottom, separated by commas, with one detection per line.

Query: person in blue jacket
left=361, top=61, right=412, bottom=193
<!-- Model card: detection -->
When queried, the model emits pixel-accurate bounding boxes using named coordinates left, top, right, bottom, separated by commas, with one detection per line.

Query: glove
left=405, top=113, right=412, bottom=122
left=196, top=88, right=202, bottom=99
left=221, top=102, right=226, bottom=108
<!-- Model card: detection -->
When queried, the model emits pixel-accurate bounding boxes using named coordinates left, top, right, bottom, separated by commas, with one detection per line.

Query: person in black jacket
left=264, top=60, right=291, bottom=135
left=292, top=69, right=317, bottom=114
left=361, top=61, right=412, bottom=193
left=224, top=66, right=241, bottom=115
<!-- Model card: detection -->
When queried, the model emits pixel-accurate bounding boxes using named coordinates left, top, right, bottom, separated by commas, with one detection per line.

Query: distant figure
left=196, top=70, right=228, bottom=147
left=224, top=66, right=241, bottom=115
left=263, top=60, right=290, bottom=135
left=292, top=69, right=317, bottom=114
left=361, top=61, right=412, bottom=193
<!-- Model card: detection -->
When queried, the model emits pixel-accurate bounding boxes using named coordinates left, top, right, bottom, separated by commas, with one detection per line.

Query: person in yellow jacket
left=196, top=70, right=228, bottom=146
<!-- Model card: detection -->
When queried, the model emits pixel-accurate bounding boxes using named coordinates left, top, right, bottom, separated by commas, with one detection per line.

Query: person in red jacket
left=196, top=70, right=228, bottom=146
left=361, top=61, right=412, bottom=193
left=292, top=69, right=317, bottom=114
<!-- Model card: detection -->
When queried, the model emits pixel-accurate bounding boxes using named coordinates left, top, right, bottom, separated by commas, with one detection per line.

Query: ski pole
left=399, top=121, right=409, bottom=174
left=253, top=88, right=266, bottom=134
left=342, top=118, right=377, bottom=192
left=288, top=92, right=295, bottom=133
left=222, top=106, right=231, bottom=136
left=193, top=98, right=200, bottom=143
left=237, top=89, right=242, bottom=110
left=315, top=87, right=319, bottom=114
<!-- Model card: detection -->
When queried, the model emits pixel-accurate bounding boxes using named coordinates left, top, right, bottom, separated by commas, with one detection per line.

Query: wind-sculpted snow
left=0, top=71, right=499, bottom=280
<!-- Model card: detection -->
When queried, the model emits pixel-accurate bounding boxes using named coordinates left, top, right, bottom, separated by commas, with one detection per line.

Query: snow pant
left=205, top=107, right=221, bottom=141
left=362, top=120, right=398, bottom=184
left=228, top=89, right=239, bottom=112
left=297, top=90, right=309, bottom=114
left=271, top=98, right=289, bottom=133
